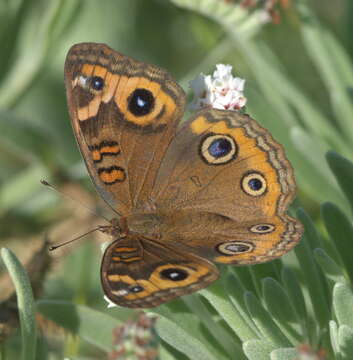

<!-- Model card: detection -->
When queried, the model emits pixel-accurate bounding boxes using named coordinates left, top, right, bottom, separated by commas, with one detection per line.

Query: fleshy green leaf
left=333, top=283, right=353, bottom=328
left=322, top=202, right=353, bottom=283
left=244, top=291, right=291, bottom=348
left=314, top=248, right=347, bottom=284
left=1, top=248, right=37, bottom=360
left=201, top=279, right=258, bottom=342
left=298, top=3, right=353, bottom=142
left=295, top=209, right=330, bottom=327
left=153, top=300, right=231, bottom=360
left=270, top=348, right=298, bottom=360
left=225, top=272, right=261, bottom=340
left=326, top=151, right=353, bottom=214
left=281, top=267, right=307, bottom=331
left=330, top=320, right=339, bottom=356
left=182, top=294, right=242, bottom=357
left=155, top=315, right=223, bottom=360
left=262, top=278, right=302, bottom=343
left=338, top=325, right=353, bottom=359
left=243, top=339, right=276, bottom=360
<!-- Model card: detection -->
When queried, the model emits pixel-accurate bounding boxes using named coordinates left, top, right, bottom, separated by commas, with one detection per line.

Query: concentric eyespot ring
left=160, top=268, right=188, bottom=281
left=249, top=224, right=275, bottom=234
left=200, top=133, right=237, bottom=165
left=128, top=88, right=155, bottom=116
left=90, top=76, right=104, bottom=91
left=217, top=241, right=255, bottom=255
left=241, top=171, right=267, bottom=196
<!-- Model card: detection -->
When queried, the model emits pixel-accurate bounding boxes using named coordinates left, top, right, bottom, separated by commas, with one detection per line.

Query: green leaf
left=201, top=278, right=258, bottom=342
left=249, top=261, right=281, bottom=297
left=298, top=3, right=353, bottom=142
left=270, top=348, right=298, bottom=360
left=1, top=248, right=37, bottom=360
left=329, top=320, right=339, bottom=356
left=338, top=325, right=353, bottom=359
left=262, top=278, right=302, bottom=343
left=295, top=209, right=330, bottom=327
left=153, top=300, right=230, bottom=360
left=36, top=300, right=123, bottom=351
left=243, top=339, right=276, bottom=360
left=281, top=267, right=307, bottom=331
left=225, top=272, right=260, bottom=340
left=182, top=294, right=242, bottom=357
left=322, top=202, right=353, bottom=283
left=333, top=283, right=353, bottom=329
left=326, top=151, right=353, bottom=214
left=244, top=292, right=291, bottom=348
left=314, top=248, right=347, bottom=285
left=155, top=315, right=222, bottom=360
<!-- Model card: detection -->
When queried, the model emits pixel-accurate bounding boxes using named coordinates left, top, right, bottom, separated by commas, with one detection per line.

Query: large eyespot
left=249, top=224, right=275, bottom=234
left=241, top=171, right=267, bottom=196
left=217, top=241, right=254, bottom=255
left=90, top=76, right=104, bottom=91
left=200, top=133, right=237, bottom=165
left=128, top=88, right=155, bottom=116
left=160, top=268, right=188, bottom=281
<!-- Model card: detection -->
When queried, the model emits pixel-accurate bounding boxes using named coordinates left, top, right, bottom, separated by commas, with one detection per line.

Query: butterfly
left=64, top=42, right=302, bottom=308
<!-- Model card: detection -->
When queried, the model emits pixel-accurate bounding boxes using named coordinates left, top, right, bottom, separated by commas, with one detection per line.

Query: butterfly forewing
left=65, top=43, right=186, bottom=216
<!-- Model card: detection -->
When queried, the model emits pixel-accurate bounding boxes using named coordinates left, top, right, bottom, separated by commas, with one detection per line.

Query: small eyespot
left=129, top=285, right=144, bottom=293
left=128, top=88, right=155, bottom=116
left=90, top=76, right=104, bottom=91
left=241, top=172, right=267, bottom=196
left=217, top=241, right=254, bottom=255
left=160, top=268, right=188, bottom=281
left=249, top=224, right=275, bottom=234
left=200, top=133, right=237, bottom=165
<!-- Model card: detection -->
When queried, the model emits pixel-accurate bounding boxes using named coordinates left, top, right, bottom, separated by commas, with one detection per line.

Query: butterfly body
left=65, top=43, right=302, bottom=308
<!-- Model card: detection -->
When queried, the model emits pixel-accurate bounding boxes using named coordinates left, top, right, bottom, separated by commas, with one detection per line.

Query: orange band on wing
left=98, top=166, right=126, bottom=184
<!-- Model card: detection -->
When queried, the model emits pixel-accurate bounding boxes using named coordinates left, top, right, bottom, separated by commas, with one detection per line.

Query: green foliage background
left=1, top=0, right=353, bottom=359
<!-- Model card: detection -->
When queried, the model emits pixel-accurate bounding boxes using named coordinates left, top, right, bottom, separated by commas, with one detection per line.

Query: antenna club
left=40, top=179, right=51, bottom=186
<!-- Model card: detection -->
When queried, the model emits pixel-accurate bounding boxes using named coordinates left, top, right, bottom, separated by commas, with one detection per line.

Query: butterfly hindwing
left=101, top=235, right=219, bottom=308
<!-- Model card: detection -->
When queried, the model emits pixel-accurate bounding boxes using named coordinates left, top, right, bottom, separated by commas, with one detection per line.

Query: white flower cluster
left=189, top=64, right=247, bottom=111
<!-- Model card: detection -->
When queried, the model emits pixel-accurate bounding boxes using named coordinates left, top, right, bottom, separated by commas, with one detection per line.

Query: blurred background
left=1, top=0, right=353, bottom=359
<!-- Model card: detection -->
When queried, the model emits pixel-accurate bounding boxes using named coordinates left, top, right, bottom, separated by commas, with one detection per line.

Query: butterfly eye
left=241, top=172, right=267, bottom=196
left=128, top=88, right=155, bottom=116
left=217, top=241, right=254, bottom=255
left=90, top=76, right=104, bottom=91
left=160, top=268, right=188, bottom=281
left=200, top=134, right=237, bottom=165
left=249, top=224, right=275, bottom=234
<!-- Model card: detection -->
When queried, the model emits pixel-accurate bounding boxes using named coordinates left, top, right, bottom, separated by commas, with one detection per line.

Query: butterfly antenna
left=49, top=227, right=102, bottom=251
left=40, top=179, right=111, bottom=223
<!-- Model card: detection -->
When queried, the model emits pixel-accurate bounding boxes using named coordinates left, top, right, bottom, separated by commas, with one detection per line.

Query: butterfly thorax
left=124, top=213, right=162, bottom=238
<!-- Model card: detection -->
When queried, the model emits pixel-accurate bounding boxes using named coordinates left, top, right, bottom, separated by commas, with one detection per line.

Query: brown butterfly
left=64, top=43, right=302, bottom=308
